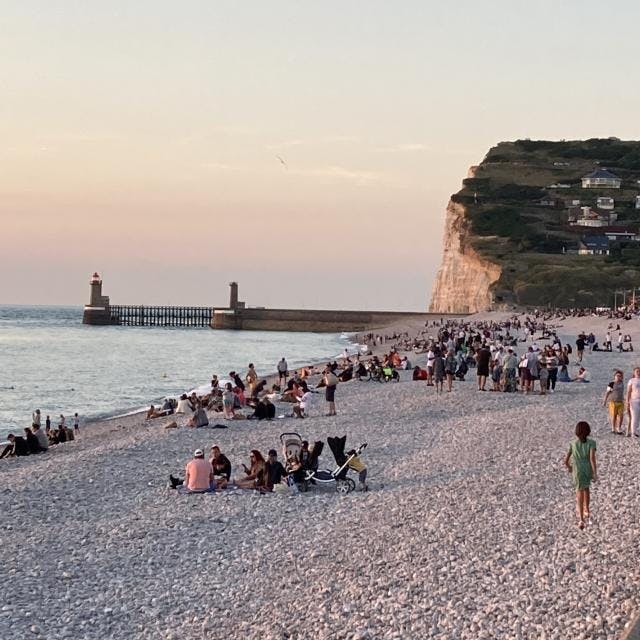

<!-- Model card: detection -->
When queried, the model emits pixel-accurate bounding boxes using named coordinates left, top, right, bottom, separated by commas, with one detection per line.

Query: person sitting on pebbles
left=210, top=445, right=231, bottom=489
left=573, top=367, right=591, bottom=383
left=169, top=449, right=214, bottom=493
left=186, top=402, right=209, bottom=428
left=234, top=450, right=266, bottom=490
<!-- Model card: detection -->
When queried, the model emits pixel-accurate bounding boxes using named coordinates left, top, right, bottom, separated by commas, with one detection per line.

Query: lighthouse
left=82, top=272, right=113, bottom=324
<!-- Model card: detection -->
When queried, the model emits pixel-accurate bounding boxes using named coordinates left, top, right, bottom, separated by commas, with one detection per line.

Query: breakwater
left=212, top=307, right=440, bottom=332
left=82, top=275, right=464, bottom=332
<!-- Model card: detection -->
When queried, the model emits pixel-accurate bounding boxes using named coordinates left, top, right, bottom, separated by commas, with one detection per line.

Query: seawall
left=211, top=308, right=462, bottom=332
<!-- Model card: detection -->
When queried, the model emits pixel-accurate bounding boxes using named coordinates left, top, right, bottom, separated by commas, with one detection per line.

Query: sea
left=0, top=305, right=358, bottom=440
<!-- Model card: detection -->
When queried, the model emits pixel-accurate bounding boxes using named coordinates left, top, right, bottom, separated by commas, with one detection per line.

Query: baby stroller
left=280, top=432, right=367, bottom=494
left=382, top=366, right=400, bottom=382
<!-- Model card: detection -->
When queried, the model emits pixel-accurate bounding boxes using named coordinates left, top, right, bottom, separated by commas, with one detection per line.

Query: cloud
left=375, top=142, right=428, bottom=152
left=290, top=165, right=384, bottom=186
left=266, top=135, right=359, bottom=151
left=199, top=162, right=240, bottom=172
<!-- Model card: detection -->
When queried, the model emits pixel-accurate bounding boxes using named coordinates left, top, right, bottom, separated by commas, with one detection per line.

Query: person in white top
left=625, top=367, right=640, bottom=437
left=293, top=390, right=313, bottom=418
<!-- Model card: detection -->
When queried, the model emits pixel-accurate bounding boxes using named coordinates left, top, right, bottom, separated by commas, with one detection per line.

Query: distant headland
left=430, top=138, right=640, bottom=313
left=82, top=274, right=454, bottom=332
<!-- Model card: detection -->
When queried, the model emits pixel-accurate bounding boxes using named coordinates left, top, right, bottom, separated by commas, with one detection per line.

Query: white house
left=596, top=196, right=615, bottom=210
left=581, top=168, right=621, bottom=189
left=571, top=206, right=616, bottom=227
left=601, top=227, right=639, bottom=242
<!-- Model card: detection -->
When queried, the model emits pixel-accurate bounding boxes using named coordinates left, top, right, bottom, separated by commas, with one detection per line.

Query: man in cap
left=169, top=449, right=214, bottom=492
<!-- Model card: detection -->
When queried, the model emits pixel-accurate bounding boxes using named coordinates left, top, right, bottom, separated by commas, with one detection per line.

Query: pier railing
left=109, top=305, right=216, bottom=327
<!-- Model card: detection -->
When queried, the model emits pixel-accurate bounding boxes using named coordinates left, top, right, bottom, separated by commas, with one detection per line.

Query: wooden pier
left=109, top=305, right=217, bottom=327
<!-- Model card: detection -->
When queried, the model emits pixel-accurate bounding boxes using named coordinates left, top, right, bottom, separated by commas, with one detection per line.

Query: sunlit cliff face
left=430, top=199, right=501, bottom=314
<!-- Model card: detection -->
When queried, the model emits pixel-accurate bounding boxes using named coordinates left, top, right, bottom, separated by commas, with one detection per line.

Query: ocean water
left=0, top=306, right=356, bottom=439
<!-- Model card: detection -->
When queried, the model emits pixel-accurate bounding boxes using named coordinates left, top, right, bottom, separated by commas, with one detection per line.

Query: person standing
left=625, top=367, right=640, bottom=437
left=323, top=365, right=339, bottom=416
left=605, top=332, right=612, bottom=352
left=564, top=421, right=597, bottom=530
left=277, top=358, right=288, bottom=385
left=603, top=370, right=624, bottom=434
left=546, top=349, right=558, bottom=393
left=432, top=349, right=446, bottom=395
left=475, top=344, right=491, bottom=391
left=245, top=363, right=258, bottom=397
left=575, top=335, right=585, bottom=364
left=444, top=350, right=457, bottom=392
left=73, top=413, right=80, bottom=434
left=32, top=409, right=41, bottom=429
left=45, top=415, right=51, bottom=430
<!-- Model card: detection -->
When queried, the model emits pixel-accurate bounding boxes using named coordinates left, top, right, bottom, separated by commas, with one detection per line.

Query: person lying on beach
left=0, top=433, right=29, bottom=459
left=234, top=450, right=266, bottom=490
left=146, top=405, right=170, bottom=420
left=169, top=449, right=214, bottom=493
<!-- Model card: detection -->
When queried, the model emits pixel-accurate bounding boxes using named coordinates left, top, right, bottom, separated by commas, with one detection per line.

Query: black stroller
left=280, top=433, right=367, bottom=494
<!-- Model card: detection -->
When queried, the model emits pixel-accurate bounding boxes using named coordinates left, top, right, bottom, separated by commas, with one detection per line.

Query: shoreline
left=4, top=311, right=640, bottom=639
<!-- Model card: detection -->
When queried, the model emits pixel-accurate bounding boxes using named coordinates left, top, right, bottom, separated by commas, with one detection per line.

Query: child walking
left=564, top=421, right=597, bottom=529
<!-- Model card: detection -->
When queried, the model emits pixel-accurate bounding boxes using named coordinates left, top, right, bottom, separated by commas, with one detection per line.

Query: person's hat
left=268, top=449, right=277, bottom=456
left=194, top=449, right=204, bottom=457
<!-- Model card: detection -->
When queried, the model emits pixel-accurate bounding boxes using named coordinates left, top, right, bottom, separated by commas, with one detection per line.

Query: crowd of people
left=0, top=410, right=80, bottom=459
left=168, top=438, right=368, bottom=495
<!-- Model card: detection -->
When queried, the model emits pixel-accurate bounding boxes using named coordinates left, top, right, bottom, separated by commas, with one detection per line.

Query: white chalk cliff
left=429, top=189, right=501, bottom=314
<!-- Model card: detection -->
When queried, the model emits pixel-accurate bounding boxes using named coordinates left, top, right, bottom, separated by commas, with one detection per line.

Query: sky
left=2, top=0, right=640, bottom=310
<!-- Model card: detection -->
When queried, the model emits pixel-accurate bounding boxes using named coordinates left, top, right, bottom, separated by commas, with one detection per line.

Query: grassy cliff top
left=455, top=138, right=640, bottom=308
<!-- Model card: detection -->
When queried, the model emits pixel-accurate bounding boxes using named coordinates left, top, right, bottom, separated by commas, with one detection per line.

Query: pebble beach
left=2, top=313, right=640, bottom=640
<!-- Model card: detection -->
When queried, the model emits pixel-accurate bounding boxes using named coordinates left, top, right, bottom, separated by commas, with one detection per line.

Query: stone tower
left=83, top=272, right=113, bottom=324
left=229, top=281, right=238, bottom=309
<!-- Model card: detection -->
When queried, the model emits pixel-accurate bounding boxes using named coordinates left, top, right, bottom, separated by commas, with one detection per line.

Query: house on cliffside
left=578, top=236, right=610, bottom=255
left=582, top=168, right=621, bottom=189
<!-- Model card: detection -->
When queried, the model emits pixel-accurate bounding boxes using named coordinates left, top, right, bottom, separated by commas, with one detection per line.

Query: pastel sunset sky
left=2, top=1, right=639, bottom=309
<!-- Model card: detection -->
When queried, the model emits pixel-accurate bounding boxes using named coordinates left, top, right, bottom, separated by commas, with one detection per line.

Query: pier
left=83, top=274, right=464, bottom=330
left=109, top=305, right=215, bottom=327
left=82, top=273, right=228, bottom=327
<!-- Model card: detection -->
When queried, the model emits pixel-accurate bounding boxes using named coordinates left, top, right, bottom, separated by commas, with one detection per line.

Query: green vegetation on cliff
left=459, top=138, right=640, bottom=308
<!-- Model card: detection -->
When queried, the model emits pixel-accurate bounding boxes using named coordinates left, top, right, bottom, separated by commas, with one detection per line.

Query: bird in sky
left=275, top=155, right=288, bottom=170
